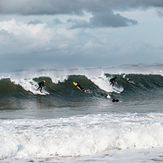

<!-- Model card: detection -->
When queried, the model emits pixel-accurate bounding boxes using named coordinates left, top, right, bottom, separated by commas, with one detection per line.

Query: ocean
left=1, top=64, right=163, bottom=163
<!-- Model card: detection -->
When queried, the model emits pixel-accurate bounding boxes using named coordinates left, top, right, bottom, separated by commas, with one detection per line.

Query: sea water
left=1, top=64, right=163, bottom=163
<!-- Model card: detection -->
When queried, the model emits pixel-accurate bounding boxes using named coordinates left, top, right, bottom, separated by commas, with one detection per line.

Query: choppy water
left=1, top=64, right=163, bottom=163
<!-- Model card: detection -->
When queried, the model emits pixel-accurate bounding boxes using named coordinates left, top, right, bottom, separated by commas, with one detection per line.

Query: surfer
left=110, top=77, right=117, bottom=87
left=76, top=82, right=86, bottom=92
left=112, top=98, right=119, bottom=102
left=37, top=80, right=45, bottom=93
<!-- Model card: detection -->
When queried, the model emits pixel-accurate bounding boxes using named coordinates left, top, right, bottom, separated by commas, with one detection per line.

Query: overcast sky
left=0, top=0, right=163, bottom=71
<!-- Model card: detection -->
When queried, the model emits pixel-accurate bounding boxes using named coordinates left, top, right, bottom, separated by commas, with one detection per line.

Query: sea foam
left=1, top=113, right=163, bottom=160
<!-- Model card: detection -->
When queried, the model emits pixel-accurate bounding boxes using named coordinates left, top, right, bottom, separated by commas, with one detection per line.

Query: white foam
left=1, top=113, right=163, bottom=161
left=87, top=72, right=123, bottom=93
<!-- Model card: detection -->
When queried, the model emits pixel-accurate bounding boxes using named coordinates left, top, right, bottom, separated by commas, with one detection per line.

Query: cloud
left=0, top=0, right=83, bottom=15
left=1, top=0, right=163, bottom=15
left=0, top=18, right=161, bottom=57
left=157, top=10, right=163, bottom=17
left=28, top=19, right=42, bottom=25
left=69, top=11, right=137, bottom=29
left=1, top=0, right=163, bottom=29
left=67, top=19, right=89, bottom=29
left=0, top=19, right=81, bottom=56
left=53, top=18, right=63, bottom=25
left=89, top=11, right=137, bottom=28
left=0, top=19, right=54, bottom=55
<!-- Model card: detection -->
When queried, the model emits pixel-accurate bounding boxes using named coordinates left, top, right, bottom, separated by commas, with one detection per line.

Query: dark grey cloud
left=1, top=0, right=163, bottom=28
left=1, top=0, right=163, bottom=15
left=0, top=0, right=83, bottom=15
left=69, top=11, right=137, bottom=28
left=90, top=12, right=137, bottom=27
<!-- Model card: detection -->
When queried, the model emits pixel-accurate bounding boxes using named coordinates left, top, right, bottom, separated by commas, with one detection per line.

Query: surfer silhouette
left=110, top=77, right=117, bottom=87
left=112, top=98, right=119, bottom=102
left=37, top=80, right=45, bottom=93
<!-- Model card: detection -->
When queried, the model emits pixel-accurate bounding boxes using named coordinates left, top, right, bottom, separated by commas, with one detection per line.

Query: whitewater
left=1, top=64, right=163, bottom=163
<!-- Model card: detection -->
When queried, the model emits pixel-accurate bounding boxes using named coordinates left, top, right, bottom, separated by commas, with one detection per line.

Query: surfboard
left=73, top=82, right=82, bottom=91
left=40, top=91, right=49, bottom=96
left=34, top=87, right=49, bottom=95
left=36, top=90, right=49, bottom=96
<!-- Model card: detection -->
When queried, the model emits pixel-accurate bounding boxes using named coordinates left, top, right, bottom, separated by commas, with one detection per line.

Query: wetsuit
left=112, top=98, right=119, bottom=102
left=110, top=77, right=117, bottom=86
left=37, top=81, right=45, bottom=93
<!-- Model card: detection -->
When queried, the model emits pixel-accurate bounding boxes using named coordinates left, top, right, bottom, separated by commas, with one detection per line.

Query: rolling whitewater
left=1, top=64, right=163, bottom=162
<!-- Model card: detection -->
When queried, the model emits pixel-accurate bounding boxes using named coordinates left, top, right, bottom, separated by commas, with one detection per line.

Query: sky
left=0, top=0, right=163, bottom=71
